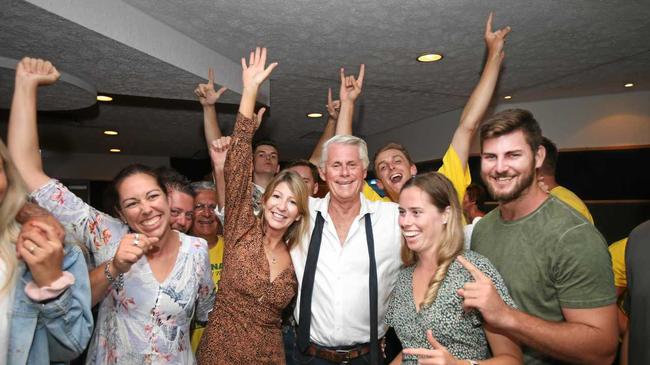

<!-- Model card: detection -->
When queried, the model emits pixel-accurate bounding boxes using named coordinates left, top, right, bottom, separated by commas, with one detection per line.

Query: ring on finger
left=29, top=245, right=36, bottom=253
left=133, top=233, right=141, bottom=246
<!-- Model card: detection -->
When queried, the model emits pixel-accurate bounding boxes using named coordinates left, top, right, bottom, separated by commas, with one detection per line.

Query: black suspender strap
left=364, top=213, right=380, bottom=365
left=296, top=211, right=380, bottom=365
left=296, top=211, right=325, bottom=352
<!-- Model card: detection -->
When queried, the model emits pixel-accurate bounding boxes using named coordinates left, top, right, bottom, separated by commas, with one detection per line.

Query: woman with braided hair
left=385, top=172, right=522, bottom=365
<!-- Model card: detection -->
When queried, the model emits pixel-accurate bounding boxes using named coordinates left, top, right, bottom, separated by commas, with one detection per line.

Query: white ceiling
left=1, top=0, right=649, bottom=161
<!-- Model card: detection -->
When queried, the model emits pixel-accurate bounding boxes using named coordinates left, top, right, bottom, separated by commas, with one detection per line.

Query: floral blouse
left=385, top=250, right=516, bottom=365
left=31, top=180, right=215, bottom=364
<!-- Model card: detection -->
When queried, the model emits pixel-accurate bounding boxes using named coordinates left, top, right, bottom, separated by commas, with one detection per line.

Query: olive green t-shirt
left=472, top=196, right=616, bottom=365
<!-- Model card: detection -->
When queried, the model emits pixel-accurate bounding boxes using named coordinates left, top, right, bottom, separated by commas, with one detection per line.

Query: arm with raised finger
left=335, top=64, right=365, bottom=135
left=449, top=12, right=511, bottom=171
left=309, top=88, right=340, bottom=165
left=457, top=255, right=616, bottom=365
left=196, top=68, right=228, bottom=146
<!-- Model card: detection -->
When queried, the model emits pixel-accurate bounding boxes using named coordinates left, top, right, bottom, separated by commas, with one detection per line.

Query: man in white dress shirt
left=291, top=135, right=402, bottom=364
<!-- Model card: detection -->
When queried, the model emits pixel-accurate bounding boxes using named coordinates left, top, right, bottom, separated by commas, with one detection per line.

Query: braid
left=421, top=252, right=460, bottom=308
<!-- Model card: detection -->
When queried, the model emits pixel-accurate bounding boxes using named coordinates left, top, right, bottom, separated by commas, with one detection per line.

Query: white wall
left=366, top=90, right=650, bottom=162
left=42, top=151, right=169, bottom=181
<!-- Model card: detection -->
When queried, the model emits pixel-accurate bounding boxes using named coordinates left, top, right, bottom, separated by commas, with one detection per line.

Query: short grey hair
left=190, top=181, right=216, bottom=193
left=320, top=135, right=370, bottom=170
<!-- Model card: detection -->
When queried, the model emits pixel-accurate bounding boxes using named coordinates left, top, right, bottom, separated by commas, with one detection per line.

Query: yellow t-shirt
left=191, top=236, right=224, bottom=352
left=363, top=145, right=471, bottom=204
left=608, top=238, right=628, bottom=288
left=550, top=186, right=594, bottom=224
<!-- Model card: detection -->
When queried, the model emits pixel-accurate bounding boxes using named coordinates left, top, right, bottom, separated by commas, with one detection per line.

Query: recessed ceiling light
left=504, top=95, right=512, bottom=100
left=103, top=130, right=118, bottom=136
left=307, top=112, right=323, bottom=118
left=417, top=53, right=443, bottom=63
left=109, top=148, right=121, bottom=153
left=624, top=83, right=634, bottom=88
left=97, top=95, right=113, bottom=102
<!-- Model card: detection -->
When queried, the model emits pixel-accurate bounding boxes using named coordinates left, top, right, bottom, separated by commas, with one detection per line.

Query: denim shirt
left=7, top=243, right=93, bottom=365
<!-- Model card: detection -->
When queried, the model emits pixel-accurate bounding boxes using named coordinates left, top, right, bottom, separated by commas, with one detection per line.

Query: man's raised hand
left=195, top=67, right=228, bottom=106
left=326, top=88, right=341, bottom=121
left=485, top=12, right=511, bottom=61
left=339, top=64, right=365, bottom=103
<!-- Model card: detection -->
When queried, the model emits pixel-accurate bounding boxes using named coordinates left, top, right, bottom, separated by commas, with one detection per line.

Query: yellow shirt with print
left=550, top=185, right=594, bottom=224
left=191, top=235, right=224, bottom=352
left=363, top=145, right=471, bottom=204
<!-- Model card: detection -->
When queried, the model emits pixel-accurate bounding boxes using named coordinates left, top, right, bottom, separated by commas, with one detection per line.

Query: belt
left=305, top=338, right=384, bottom=364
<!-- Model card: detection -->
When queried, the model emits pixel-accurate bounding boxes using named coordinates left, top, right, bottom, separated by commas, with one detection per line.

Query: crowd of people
left=1, top=13, right=647, bottom=365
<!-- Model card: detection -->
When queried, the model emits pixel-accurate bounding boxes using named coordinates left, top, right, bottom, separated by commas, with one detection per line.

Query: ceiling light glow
left=97, top=95, right=113, bottom=102
left=624, top=83, right=634, bottom=88
left=417, top=53, right=443, bottom=63
left=307, top=113, right=323, bottom=118
left=109, top=148, right=121, bottom=153
left=104, top=130, right=118, bottom=136
left=504, top=95, right=512, bottom=100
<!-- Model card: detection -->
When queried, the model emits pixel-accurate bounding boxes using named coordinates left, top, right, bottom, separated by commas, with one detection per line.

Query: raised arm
left=239, top=47, right=277, bottom=119
left=195, top=67, right=228, bottom=145
left=223, top=47, right=277, bottom=245
left=450, top=12, right=510, bottom=169
left=335, top=64, right=365, bottom=135
left=7, top=57, right=60, bottom=192
left=308, top=88, right=340, bottom=165
left=8, top=59, right=129, bottom=261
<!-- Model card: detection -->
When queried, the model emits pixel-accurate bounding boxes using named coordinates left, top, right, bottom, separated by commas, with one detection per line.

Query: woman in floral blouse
left=7, top=57, right=215, bottom=364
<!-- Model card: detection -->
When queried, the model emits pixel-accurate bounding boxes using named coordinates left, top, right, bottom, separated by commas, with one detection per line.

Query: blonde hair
left=260, top=170, right=310, bottom=249
left=400, top=172, right=464, bottom=308
left=0, top=140, right=27, bottom=295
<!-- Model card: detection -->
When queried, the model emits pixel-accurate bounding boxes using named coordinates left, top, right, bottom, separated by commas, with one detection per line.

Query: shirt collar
left=314, top=193, right=377, bottom=220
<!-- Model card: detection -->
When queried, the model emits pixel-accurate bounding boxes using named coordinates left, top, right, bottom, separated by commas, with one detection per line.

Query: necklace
left=263, top=240, right=278, bottom=265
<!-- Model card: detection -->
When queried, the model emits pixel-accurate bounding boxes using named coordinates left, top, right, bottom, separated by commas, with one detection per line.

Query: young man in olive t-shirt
left=461, top=109, right=618, bottom=365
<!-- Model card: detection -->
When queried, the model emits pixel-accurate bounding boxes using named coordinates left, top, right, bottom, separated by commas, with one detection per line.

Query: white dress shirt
left=291, top=193, right=402, bottom=346
left=463, top=216, right=483, bottom=250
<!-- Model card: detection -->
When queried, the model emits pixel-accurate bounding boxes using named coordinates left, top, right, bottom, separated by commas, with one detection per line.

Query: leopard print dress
left=196, top=113, right=297, bottom=365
